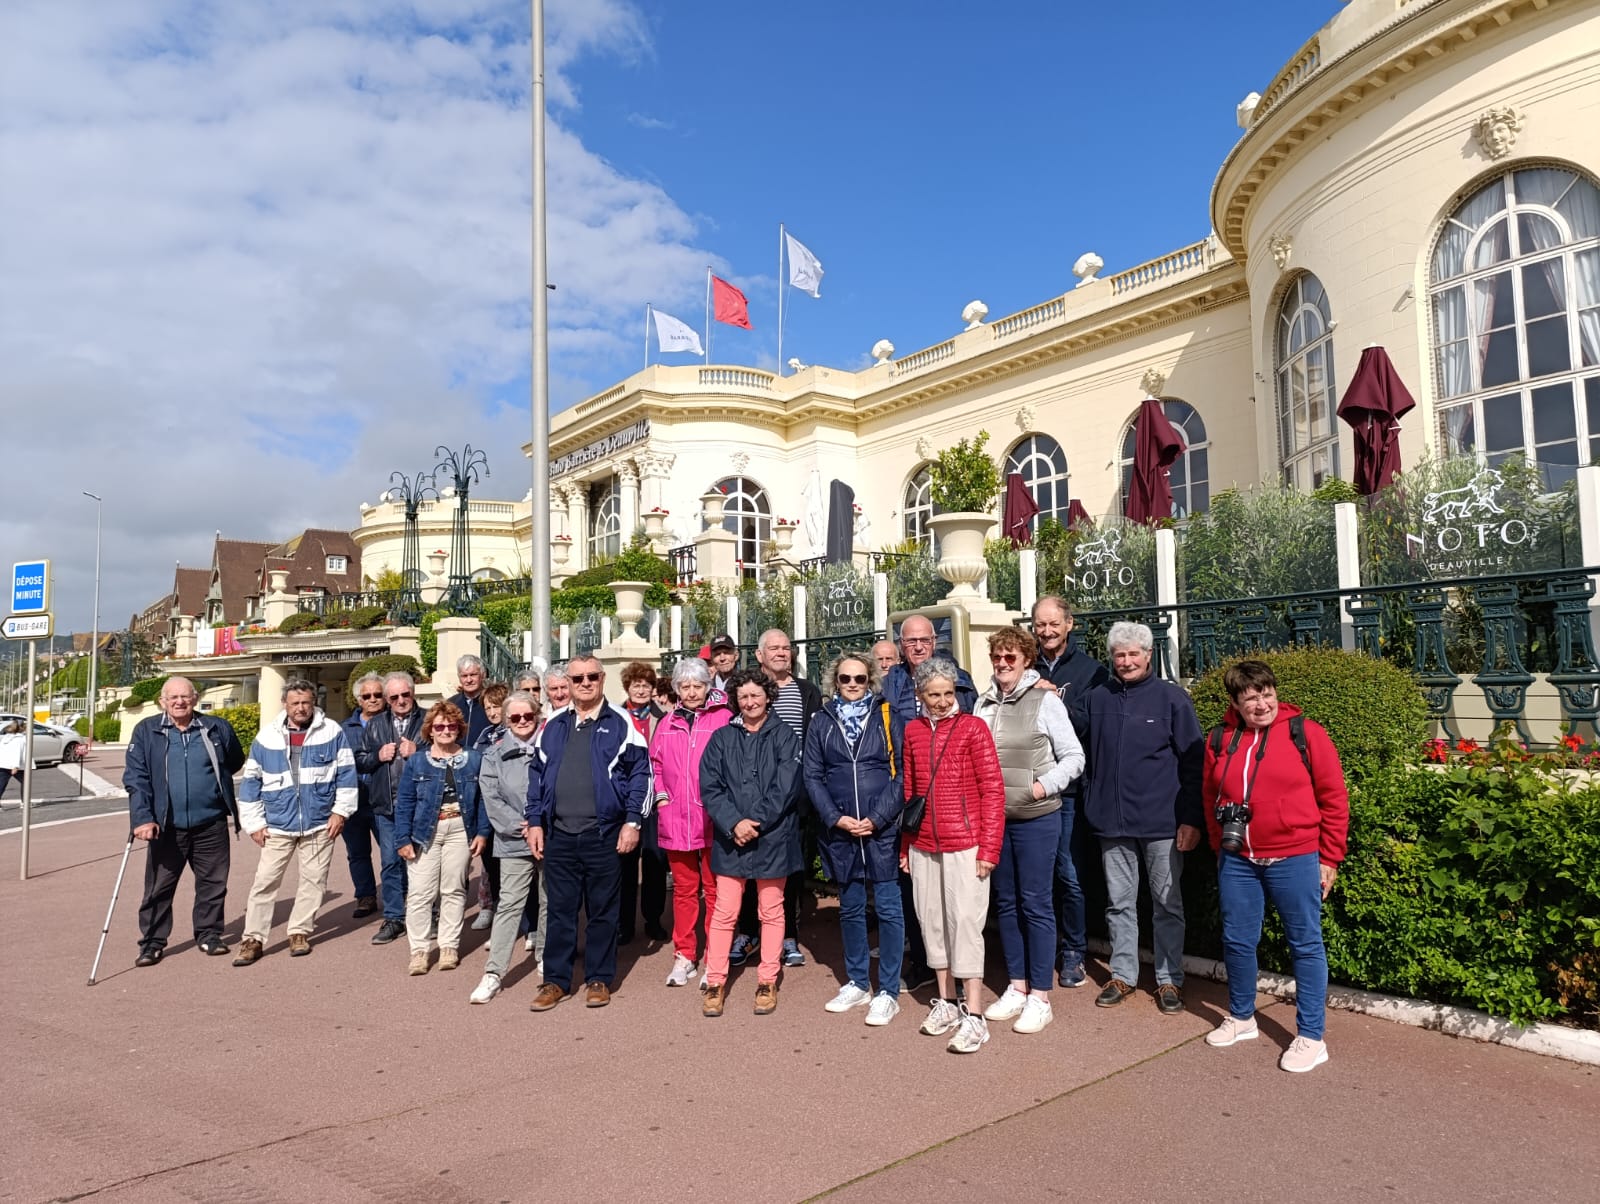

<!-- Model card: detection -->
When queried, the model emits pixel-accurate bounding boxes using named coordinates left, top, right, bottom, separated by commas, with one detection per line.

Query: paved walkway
left=3, top=817, right=1596, bottom=1203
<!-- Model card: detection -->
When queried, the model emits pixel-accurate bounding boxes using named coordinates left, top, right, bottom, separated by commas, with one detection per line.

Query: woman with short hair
left=471, top=682, right=511, bottom=929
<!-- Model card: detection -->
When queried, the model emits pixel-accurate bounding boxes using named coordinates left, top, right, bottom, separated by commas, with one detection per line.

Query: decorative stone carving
left=617, top=460, right=640, bottom=485
left=871, top=339, right=895, bottom=364
left=1140, top=367, right=1168, bottom=399
left=1235, top=91, right=1261, bottom=129
left=635, top=451, right=675, bottom=479
left=962, top=300, right=988, bottom=329
left=914, top=436, right=934, bottom=462
left=1269, top=233, right=1293, bottom=270
left=1473, top=105, right=1522, bottom=160
left=1017, top=405, right=1037, bottom=432
left=729, top=451, right=750, bottom=474
left=1072, top=252, right=1104, bottom=287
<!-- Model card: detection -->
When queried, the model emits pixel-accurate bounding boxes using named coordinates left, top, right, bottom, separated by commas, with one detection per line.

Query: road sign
left=10, top=560, right=50, bottom=614
left=3, top=613, right=53, bottom=640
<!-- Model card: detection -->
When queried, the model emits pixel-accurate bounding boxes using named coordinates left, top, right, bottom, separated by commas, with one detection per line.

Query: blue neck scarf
left=835, top=696, right=873, bottom=746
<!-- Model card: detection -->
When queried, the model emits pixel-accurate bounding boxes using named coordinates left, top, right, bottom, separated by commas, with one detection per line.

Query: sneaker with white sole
left=469, top=973, right=502, bottom=1004
left=920, top=997, right=962, bottom=1036
left=864, top=992, right=900, bottom=1027
left=947, top=1011, right=990, bottom=1054
left=825, top=983, right=873, bottom=1013
left=665, top=953, right=696, bottom=987
left=984, top=985, right=1028, bottom=1022
left=1206, top=1015, right=1260, bottom=1047
left=524, top=932, right=536, bottom=953
left=472, top=909, right=494, bottom=931
left=1013, top=995, right=1054, bottom=1034
left=1279, top=1035, right=1329, bottom=1073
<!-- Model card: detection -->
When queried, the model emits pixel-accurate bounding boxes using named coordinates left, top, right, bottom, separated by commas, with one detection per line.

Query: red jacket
left=1201, top=702, right=1349, bottom=865
left=901, top=713, right=1005, bottom=863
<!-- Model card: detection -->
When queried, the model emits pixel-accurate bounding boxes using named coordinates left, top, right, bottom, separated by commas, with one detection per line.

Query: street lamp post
left=82, top=492, right=102, bottom=746
left=383, top=469, right=439, bottom=625
left=434, top=445, right=490, bottom=612
left=529, top=0, right=552, bottom=667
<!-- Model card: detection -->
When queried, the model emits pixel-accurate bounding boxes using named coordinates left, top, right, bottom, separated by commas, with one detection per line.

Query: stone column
left=550, top=483, right=571, bottom=540
left=567, top=485, right=589, bottom=572
left=258, top=662, right=288, bottom=724
left=432, top=617, right=482, bottom=697
left=618, top=460, right=641, bottom=542
left=262, top=570, right=296, bottom=629
left=635, top=451, right=676, bottom=517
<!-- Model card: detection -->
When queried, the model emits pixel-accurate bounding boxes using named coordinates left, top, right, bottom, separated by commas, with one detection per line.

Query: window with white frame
left=1275, top=274, right=1340, bottom=489
left=711, top=476, right=772, bottom=576
left=589, top=483, right=621, bottom=563
left=902, top=466, right=934, bottom=547
left=1431, top=166, right=1600, bottom=491
left=1004, top=434, right=1069, bottom=532
left=325, top=555, right=348, bottom=574
left=1119, top=400, right=1210, bottom=518
left=471, top=567, right=506, bottom=582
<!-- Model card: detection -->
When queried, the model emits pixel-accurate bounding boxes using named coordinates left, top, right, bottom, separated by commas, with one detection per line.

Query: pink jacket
left=649, top=704, right=733, bottom=851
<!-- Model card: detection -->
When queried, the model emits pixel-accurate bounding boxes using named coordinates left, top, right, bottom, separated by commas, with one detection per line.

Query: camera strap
left=1219, top=724, right=1271, bottom=809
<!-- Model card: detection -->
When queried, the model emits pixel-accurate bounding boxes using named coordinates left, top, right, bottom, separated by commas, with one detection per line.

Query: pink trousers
left=665, top=848, right=717, bottom=962
left=704, top=875, right=784, bottom=985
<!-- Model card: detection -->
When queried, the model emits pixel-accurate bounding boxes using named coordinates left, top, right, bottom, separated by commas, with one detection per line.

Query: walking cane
left=88, top=834, right=136, bottom=986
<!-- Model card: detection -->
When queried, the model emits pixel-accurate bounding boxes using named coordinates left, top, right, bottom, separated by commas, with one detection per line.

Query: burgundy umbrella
left=1125, top=398, right=1185, bottom=525
left=1066, top=499, right=1091, bottom=530
left=1002, top=472, right=1040, bottom=546
left=1337, top=345, right=1416, bottom=495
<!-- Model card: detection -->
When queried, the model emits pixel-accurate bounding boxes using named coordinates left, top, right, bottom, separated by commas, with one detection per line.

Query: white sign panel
left=3, top=614, right=53, bottom=640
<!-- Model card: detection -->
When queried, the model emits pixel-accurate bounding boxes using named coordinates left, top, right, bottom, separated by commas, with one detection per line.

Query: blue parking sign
left=11, top=560, right=49, bottom=614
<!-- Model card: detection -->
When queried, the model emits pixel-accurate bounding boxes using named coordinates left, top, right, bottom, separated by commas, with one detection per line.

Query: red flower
left=1562, top=734, right=1584, bottom=752
left=1455, top=738, right=1481, bottom=753
left=1422, top=739, right=1449, bottom=764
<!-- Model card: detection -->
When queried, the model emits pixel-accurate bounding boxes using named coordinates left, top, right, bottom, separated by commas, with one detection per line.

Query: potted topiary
left=926, top=430, right=1002, bottom=600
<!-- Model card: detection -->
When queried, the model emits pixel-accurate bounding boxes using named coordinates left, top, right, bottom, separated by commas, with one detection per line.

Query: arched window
left=1430, top=165, right=1600, bottom=490
left=902, top=466, right=934, bottom=547
left=1119, top=400, right=1210, bottom=518
left=471, top=567, right=506, bottom=582
left=1275, top=273, right=1339, bottom=489
left=711, top=476, right=771, bottom=575
left=1005, top=434, right=1070, bottom=532
left=589, top=485, right=621, bottom=563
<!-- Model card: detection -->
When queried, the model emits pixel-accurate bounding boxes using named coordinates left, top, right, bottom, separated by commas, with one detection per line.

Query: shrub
left=123, top=675, right=170, bottom=709
left=419, top=608, right=447, bottom=674
left=75, top=713, right=120, bottom=742
left=347, top=654, right=423, bottom=705
left=882, top=542, right=952, bottom=614
left=276, top=612, right=323, bottom=635
left=212, top=703, right=261, bottom=750
left=1179, top=482, right=1345, bottom=602
left=564, top=537, right=674, bottom=591
left=1190, top=646, right=1428, bottom=783
left=928, top=430, right=1002, bottom=513
left=348, top=604, right=390, bottom=630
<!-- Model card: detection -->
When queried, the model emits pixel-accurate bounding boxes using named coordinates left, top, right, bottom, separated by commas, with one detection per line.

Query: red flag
left=712, top=276, right=751, bottom=329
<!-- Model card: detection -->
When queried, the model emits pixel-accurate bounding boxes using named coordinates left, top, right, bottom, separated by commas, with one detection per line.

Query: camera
left=1214, top=802, right=1252, bottom=854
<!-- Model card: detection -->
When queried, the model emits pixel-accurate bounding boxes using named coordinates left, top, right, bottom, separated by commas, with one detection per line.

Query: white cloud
left=0, top=0, right=712, bottom=633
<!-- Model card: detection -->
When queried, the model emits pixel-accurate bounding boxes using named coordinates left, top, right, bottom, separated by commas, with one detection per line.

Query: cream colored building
left=531, top=0, right=1599, bottom=575
left=353, top=491, right=534, bottom=586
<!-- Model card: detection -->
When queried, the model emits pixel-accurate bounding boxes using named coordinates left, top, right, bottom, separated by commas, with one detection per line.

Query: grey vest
left=983, top=687, right=1062, bottom=821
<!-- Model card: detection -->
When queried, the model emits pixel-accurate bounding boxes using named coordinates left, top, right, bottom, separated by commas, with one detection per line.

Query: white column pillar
left=1019, top=548, right=1038, bottom=617
left=792, top=583, right=808, bottom=677
left=873, top=573, right=889, bottom=635
left=1577, top=465, right=1600, bottom=649
left=1334, top=501, right=1361, bottom=652
left=726, top=594, right=741, bottom=645
left=569, top=485, right=590, bottom=571
left=1155, top=527, right=1180, bottom=678
left=559, top=624, right=571, bottom=660
left=669, top=605, right=683, bottom=652
left=551, top=484, right=571, bottom=541
left=618, top=460, right=641, bottom=542
left=636, top=451, right=676, bottom=520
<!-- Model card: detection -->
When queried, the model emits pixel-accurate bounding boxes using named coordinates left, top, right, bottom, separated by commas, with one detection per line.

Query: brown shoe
left=529, top=982, right=567, bottom=1012
left=408, top=952, right=431, bottom=976
left=702, top=981, right=727, bottom=1018
left=232, top=938, right=263, bottom=967
left=288, top=934, right=312, bottom=957
left=753, top=980, right=779, bottom=1015
left=438, top=947, right=459, bottom=972
left=585, top=981, right=612, bottom=1008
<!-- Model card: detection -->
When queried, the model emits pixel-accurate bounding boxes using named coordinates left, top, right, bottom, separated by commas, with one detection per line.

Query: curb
left=1086, top=939, right=1600, bottom=1067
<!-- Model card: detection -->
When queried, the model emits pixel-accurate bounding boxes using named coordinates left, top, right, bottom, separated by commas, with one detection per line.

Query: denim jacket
left=394, top=749, right=490, bottom=850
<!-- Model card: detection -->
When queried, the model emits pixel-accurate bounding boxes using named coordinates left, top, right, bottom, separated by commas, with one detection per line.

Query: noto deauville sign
left=550, top=419, right=650, bottom=478
left=1066, top=528, right=1137, bottom=599
left=1407, top=467, right=1541, bottom=576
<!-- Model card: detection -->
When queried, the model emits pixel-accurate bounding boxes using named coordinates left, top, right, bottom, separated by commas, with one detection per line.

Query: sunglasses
left=837, top=673, right=869, bottom=686
left=506, top=713, right=538, bottom=724
left=431, top=723, right=460, bottom=732
left=990, top=652, right=1021, bottom=665
left=387, top=690, right=413, bottom=701
left=570, top=672, right=602, bottom=684
left=359, top=692, right=383, bottom=701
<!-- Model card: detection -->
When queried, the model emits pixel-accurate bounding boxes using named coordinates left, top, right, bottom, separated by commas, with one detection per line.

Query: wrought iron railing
left=478, top=626, right=524, bottom=686
left=668, top=545, right=697, bottom=587
left=868, top=551, right=912, bottom=573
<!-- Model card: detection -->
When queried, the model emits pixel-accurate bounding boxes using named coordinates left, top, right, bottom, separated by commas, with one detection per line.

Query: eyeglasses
left=837, top=673, right=869, bottom=686
left=387, top=690, right=413, bottom=701
left=989, top=652, right=1020, bottom=665
left=359, top=692, right=383, bottom=701
left=902, top=636, right=934, bottom=646
left=506, top=713, right=538, bottom=724
left=571, top=672, right=602, bottom=684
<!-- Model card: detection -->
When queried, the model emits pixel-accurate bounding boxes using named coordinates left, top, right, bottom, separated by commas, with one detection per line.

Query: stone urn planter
left=928, top=512, right=996, bottom=602
left=609, top=580, right=650, bottom=629
left=773, top=522, right=797, bottom=553
left=643, top=511, right=668, bottom=541
left=700, top=490, right=727, bottom=526
left=551, top=537, right=572, bottom=568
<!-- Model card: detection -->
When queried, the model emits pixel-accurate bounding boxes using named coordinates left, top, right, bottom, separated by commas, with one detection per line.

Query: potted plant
left=643, top=506, right=669, bottom=541
left=926, top=430, right=1002, bottom=600
left=773, top=517, right=799, bottom=552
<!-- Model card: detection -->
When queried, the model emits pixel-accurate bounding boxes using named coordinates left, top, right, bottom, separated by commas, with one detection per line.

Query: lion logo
left=1420, top=468, right=1507, bottom=525
left=1073, top=528, right=1123, bottom=567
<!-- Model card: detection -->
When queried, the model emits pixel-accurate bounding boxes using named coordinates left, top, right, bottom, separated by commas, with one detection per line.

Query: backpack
left=1208, top=715, right=1312, bottom=778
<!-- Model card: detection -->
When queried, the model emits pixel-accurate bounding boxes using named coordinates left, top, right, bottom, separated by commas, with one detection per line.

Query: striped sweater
left=238, top=708, right=359, bottom=835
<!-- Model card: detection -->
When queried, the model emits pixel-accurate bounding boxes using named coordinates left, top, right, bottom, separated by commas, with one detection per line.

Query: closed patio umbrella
left=1002, top=473, right=1040, bottom=546
left=1125, top=398, right=1185, bottom=525
left=1337, top=345, right=1416, bottom=495
left=825, top=479, right=855, bottom=564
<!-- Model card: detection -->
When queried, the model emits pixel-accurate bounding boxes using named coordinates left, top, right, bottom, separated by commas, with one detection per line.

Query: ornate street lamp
left=434, top=444, right=490, bottom=612
left=383, top=469, right=439, bottom=624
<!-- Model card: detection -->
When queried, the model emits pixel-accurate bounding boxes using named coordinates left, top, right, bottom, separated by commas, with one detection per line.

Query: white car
left=0, top=714, right=85, bottom=767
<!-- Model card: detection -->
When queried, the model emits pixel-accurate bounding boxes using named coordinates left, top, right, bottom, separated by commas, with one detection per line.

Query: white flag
left=652, top=307, right=704, bottom=355
left=785, top=231, right=824, bottom=298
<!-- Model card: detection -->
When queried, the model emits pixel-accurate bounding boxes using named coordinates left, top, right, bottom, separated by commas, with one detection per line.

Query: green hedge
left=322, top=604, right=389, bottom=631
left=212, top=703, right=260, bottom=751
left=74, top=713, right=120, bottom=742
left=276, top=612, right=323, bottom=635
left=123, top=675, right=170, bottom=709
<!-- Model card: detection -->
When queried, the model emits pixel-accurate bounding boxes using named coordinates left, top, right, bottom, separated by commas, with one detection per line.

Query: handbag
left=903, top=716, right=957, bottom=837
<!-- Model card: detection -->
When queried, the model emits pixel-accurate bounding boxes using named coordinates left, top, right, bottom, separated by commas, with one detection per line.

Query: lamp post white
left=83, top=492, right=102, bottom=745
left=529, top=0, right=551, bottom=668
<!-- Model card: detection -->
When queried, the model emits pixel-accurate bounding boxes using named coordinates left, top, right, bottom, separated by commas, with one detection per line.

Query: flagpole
left=644, top=303, right=651, bottom=370
left=704, top=268, right=712, bottom=364
left=777, top=223, right=785, bottom=377
left=528, top=0, right=551, bottom=667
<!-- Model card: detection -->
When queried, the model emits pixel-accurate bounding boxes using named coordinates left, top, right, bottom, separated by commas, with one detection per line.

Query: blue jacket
left=449, top=691, right=493, bottom=748
left=882, top=662, right=977, bottom=728
left=1034, top=631, right=1109, bottom=711
left=394, top=748, right=490, bottom=850
left=1072, top=671, right=1204, bottom=840
left=524, top=702, right=652, bottom=838
left=803, top=696, right=904, bottom=883
left=124, top=713, right=246, bottom=832
left=237, top=708, right=360, bottom=835
left=342, top=712, right=373, bottom=811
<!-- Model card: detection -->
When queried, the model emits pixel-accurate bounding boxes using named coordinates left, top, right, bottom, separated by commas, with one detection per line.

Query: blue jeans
left=1101, top=837, right=1185, bottom=987
left=995, top=811, right=1061, bottom=992
left=1218, top=851, right=1328, bottom=1040
left=542, top=825, right=623, bottom=992
left=341, top=803, right=379, bottom=900
left=1054, top=797, right=1090, bottom=966
left=373, top=811, right=408, bottom=921
left=838, top=878, right=903, bottom=998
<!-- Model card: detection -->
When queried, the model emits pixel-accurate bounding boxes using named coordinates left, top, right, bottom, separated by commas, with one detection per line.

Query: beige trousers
left=243, top=830, right=336, bottom=942
left=406, top=816, right=470, bottom=955
left=908, top=845, right=989, bottom=980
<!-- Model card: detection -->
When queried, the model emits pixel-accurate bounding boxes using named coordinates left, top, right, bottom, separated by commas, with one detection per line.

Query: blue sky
left=2, top=0, right=1333, bottom=630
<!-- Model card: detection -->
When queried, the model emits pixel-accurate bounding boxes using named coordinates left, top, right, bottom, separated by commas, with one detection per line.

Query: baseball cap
left=708, top=633, right=737, bottom=653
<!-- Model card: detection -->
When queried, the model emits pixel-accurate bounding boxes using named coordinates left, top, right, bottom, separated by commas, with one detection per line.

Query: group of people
left=123, top=596, right=1349, bottom=1071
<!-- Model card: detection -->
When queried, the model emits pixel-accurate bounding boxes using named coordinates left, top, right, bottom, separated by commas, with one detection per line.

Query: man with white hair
left=1071, top=621, right=1203, bottom=1015
left=449, top=654, right=492, bottom=746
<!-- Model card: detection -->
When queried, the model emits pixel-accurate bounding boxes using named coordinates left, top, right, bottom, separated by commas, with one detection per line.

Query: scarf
left=426, top=748, right=470, bottom=771
left=835, top=696, right=873, bottom=746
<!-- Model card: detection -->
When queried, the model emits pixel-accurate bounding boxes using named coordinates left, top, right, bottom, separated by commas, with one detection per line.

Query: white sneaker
left=666, top=953, right=696, bottom=987
left=1206, top=1015, right=1260, bottom=1047
left=1280, top=1036, right=1329, bottom=1073
left=920, top=997, right=962, bottom=1036
left=468, top=973, right=502, bottom=1004
left=471, top=908, right=494, bottom=931
left=864, top=992, right=900, bottom=1027
left=1013, top=995, right=1054, bottom=1034
left=825, top=983, right=873, bottom=1013
left=535, top=958, right=543, bottom=979
left=524, top=932, right=536, bottom=953
left=947, top=1012, right=990, bottom=1054
left=984, top=985, right=1028, bottom=1022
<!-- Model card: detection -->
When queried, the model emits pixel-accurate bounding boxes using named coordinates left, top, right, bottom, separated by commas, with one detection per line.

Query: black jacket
left=699, top=716, right=804, bottom=880
left=1034, top=631, right=1109, bottom=711
left=124, top=713, right=246, bottom=832
left=449, top=691, right=492, bottom=747
left=354, top=709, right=424, bottom=818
